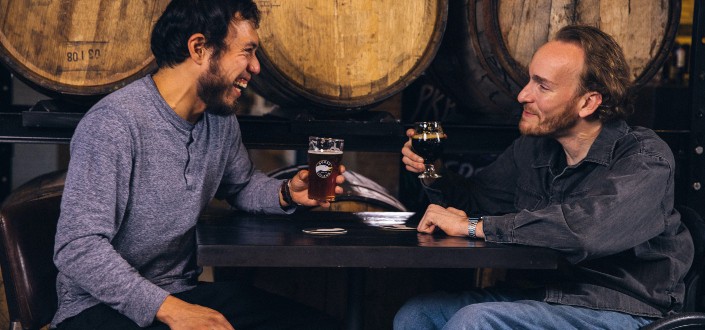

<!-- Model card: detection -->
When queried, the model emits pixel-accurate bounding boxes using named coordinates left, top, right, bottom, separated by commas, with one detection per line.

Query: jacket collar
left=532, top=119, right=628, bottom=168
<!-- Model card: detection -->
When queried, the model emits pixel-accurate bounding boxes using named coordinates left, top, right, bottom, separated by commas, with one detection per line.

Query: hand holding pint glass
left=308, top=136, right=344, bottom=202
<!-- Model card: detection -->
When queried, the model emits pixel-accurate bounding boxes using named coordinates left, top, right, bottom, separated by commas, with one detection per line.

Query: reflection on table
left=197, top=211, right=563, bottom=330
left=197, top=211, right=561, bottom=269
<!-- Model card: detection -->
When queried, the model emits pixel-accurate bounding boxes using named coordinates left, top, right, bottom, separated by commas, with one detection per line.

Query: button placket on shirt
left=549, top=167, right=571, bottom=204
left=184, top=130, right=195, bottom=190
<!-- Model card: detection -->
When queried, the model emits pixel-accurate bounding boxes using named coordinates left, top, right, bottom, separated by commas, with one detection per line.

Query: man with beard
left=394, top=25, right=693, bottom=329
left=51, top=1, right=341, bottom=329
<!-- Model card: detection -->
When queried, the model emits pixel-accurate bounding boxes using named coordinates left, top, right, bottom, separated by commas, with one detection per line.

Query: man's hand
left=286, top=165, right=346, bottom=208
left=156, top=295, right=233, bottom=330
left=401, top=128, right=426, bottom=174
left=417, top=204, right=484, bottom=238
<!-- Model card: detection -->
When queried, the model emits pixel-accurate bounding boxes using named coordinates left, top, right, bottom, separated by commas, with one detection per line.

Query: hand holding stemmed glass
left=409, top=121, right=446, bottom=179
left=402, top=122, right=458, bottom=233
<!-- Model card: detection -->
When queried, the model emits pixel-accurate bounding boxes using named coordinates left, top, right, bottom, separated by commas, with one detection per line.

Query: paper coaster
left=380, top=224, right=417, bottom=231
left=302, top=227, right=348, bottom=235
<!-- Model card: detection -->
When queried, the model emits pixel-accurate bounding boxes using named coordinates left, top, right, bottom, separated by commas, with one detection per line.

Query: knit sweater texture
left=51, top=76, right=287, bottom=327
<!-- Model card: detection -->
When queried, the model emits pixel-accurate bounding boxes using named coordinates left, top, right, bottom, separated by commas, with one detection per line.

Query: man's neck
left=152, top=67, right=206, bottom=123
left=556, top=120, right=603, bottom=166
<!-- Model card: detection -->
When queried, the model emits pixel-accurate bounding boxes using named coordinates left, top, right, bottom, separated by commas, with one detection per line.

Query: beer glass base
left=419, top=164, right=441, bottom=179
left=418, top=173, right=441, bottom=179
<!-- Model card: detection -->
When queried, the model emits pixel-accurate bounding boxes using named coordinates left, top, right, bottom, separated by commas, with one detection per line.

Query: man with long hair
left=397, top=25, right=693, bottom=329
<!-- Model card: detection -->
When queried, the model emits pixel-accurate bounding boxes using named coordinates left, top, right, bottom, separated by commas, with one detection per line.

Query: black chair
left=0, top=170, right=65, bottom=330
left=642, top=205, right=705, bottom=329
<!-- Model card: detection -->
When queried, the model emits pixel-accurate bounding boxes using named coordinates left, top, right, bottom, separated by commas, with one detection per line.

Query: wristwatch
left=468, top=216, right=483, bottom=238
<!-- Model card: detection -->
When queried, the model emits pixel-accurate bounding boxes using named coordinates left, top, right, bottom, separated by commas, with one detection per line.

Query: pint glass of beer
left=308, top=136, right=344, bottom=201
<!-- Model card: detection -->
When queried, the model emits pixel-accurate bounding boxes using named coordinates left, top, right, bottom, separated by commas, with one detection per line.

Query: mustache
left=522, top=106, right=537, bottom=116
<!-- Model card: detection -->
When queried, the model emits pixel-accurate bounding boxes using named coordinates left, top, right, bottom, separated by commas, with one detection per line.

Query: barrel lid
left=428, top=0, right=681, bottom=119
left=251, top=0, right=448, bottom=111
left=486, top=0, right=681, bottom=88
left=0, top=0, right=170, bottom=97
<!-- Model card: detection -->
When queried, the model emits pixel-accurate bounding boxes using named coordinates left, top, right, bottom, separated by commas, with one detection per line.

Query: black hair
left=150, top=0, right=260, bottom=68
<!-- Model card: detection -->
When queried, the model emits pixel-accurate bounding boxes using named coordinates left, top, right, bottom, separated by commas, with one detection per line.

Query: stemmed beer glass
left=411, top=121, right=446, bottom=179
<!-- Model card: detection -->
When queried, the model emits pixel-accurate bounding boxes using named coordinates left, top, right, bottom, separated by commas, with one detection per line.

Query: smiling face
left=517, top=41, right=586, bottom=137
left=197, top=18, right=260, bottom=116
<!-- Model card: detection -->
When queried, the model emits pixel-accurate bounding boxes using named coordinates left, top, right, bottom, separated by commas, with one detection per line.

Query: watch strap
left=468, top=216, right=481, bottom=238
left=281, top=179, right=295, bottom=206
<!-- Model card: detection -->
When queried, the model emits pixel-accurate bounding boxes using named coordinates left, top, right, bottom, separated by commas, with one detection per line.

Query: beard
left=519, top=97, right=580, bottom=137
left=197, top=58, right=239, bottom=117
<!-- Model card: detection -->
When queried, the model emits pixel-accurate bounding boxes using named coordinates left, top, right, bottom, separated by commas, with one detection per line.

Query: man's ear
left=578, top=92, right=603, bottom=118
left=187, top=33, right=207, bottom=64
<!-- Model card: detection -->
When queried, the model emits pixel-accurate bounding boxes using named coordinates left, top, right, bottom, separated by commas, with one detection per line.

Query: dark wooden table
left=196, top=211, right=563, bottom=330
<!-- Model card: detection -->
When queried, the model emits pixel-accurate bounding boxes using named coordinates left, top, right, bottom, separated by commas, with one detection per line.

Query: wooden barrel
left=428, top=0, right=681, bottom=121
left=0, top=0, right=170, bottom=97
left=251, top=0, right=448, bottom=112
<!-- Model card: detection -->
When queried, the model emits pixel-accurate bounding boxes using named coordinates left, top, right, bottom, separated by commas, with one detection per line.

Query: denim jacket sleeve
left=430, top=128, right=678, bottom=264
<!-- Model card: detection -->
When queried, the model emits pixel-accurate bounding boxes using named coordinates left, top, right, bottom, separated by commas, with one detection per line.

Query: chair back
left=0, top=170, right=66, bottom=330
left=641, top=206, right=705, bottom=330
left=678, top=205, right=705, bottom=313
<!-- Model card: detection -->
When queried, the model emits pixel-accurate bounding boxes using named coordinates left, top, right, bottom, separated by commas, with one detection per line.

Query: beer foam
left=308, top=150, right=343, bottom=154
left=412, top=133, right=446, bottom=139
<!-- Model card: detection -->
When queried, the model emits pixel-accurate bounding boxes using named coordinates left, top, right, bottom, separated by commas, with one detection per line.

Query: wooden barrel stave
left=429, top=0, right=680, bottom=121
left=0, top=0, right=169, bottom=96
left=251, top=0, right=448, bottom=111
left=490, top=0, right=680, bottom=87
left=427, top=0, right=522, bottom=122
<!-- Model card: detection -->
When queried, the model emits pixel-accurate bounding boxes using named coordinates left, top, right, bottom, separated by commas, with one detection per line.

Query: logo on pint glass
left=315, top=160, right=333, bottom=178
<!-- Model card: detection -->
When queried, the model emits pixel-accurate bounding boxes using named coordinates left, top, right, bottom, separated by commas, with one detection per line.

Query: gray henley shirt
left=51, top=76, right=289, bottom=327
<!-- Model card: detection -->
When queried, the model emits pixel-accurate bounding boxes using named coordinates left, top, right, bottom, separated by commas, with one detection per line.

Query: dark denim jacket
left=428, top=120, right=693, bottom=317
